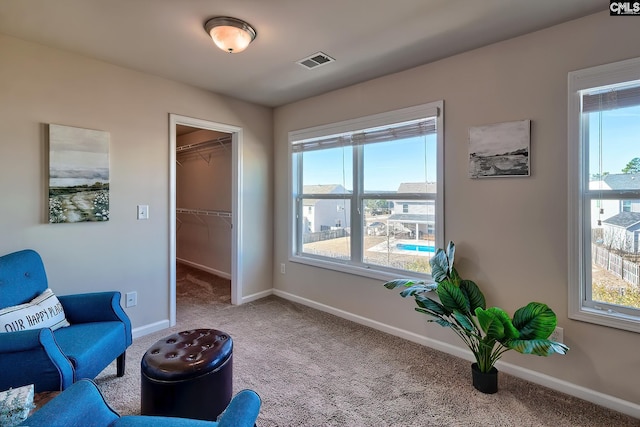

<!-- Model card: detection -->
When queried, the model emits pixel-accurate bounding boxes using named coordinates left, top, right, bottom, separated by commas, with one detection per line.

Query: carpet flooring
left=94, top=264, right=640, bottom=426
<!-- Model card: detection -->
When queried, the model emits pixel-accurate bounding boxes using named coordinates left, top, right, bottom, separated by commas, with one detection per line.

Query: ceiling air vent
left=296, top=52, right=335, bottom=70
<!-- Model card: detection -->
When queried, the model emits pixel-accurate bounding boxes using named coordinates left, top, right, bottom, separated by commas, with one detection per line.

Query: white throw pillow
left=0, top=288, right=70, bottom=333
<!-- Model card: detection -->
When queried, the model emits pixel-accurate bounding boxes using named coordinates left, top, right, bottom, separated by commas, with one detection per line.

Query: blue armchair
left=0, top=249, right=132, bottom=392
left=18, top=379, right=262, bottom=427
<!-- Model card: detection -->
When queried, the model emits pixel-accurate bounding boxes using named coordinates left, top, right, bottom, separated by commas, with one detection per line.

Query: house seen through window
left=569, top=57, right=640, bottom=332
left=289, top=102, right=443, bottom=279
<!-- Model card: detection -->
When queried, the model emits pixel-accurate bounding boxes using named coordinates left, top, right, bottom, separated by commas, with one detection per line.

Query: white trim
left=289, top=103, right=440, bottom=141
left=169, top=117, right=177, bottom=326
left=232, top=129, right=244, bottom=305
left=272, top=289, right=472, bottom=359
left=273, top=289, right=640, bottom=419
left=169, top=114, right=245, bottom=328
left=567, top=67, right=583, bottom=325
left=567, top=57, right=640, bottom=332
left=289, top=255, right=425, bottom=282
left=131, top=320, right=170, bottom=339
left=494, top=361, right=640, bottom=419
left=287, top=101, right=444, bottom=276
left=569, top=57, right=640, bottom=92
left=241, top=289, right=274, bottom=304
left=177, top=258, right=231, bottom=280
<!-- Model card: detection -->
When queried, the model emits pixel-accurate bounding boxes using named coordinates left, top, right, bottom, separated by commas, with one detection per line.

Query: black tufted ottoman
left=140, top=329, right=233, bottom=421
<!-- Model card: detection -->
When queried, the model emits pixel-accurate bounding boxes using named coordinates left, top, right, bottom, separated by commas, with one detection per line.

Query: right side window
left=569, top=57, right=640, bottom=332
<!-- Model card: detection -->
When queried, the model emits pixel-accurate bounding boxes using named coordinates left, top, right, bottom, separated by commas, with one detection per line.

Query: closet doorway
left=169, top=114, right=243, bottom=327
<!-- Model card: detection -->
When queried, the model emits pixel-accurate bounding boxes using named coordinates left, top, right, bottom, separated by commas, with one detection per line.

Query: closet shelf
left=176, top=136, right=230, bottom=165
left=177, top=208, right=231, bottom=218
left=176, top=208, right=232, bottom=234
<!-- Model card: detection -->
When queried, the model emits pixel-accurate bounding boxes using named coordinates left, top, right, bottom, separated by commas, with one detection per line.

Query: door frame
left=169, top=114, right=243, bottom=326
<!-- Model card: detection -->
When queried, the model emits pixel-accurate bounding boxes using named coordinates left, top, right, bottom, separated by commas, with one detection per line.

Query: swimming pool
left=396, top=243, right=435, bottom=252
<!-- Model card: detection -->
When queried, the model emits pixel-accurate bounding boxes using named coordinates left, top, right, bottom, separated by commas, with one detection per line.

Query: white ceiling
left=0, top=0, right=604, bottom=107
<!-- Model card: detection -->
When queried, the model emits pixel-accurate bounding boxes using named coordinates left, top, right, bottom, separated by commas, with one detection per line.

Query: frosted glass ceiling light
left=204, top=17, right=257, bottom=54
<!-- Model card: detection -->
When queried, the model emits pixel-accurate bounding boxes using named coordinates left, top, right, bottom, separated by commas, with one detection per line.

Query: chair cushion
left=0, top=289, right=70, bottom=333
left=54, top=322, right=127, bottom=380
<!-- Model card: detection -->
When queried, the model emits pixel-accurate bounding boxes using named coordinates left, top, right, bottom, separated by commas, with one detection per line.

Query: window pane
left=363, top=198, right=434, bottom=274
left=363, top=135, right=436, bottom=192
left=587, top=105, right=640, bottom=182
left=302, top=146, right=352, bottom=191
left=301, top=198, right=350, bottom=261
left=291, top=101, right=442, bottom=279
left=585, top=92, right=640, bottom=313
left=590, top=199, right=640, bottom=310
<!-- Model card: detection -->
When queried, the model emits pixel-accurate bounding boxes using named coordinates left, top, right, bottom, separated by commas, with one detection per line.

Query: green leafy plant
left=384, top=241, right=569, bottom=374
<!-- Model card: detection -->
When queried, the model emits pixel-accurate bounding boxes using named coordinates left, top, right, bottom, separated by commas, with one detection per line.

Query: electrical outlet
left=125, top=291, right=137, bottom=308
left=280, top=263, right=286, bottom=274
left=550, top=326, right=563, bottom=343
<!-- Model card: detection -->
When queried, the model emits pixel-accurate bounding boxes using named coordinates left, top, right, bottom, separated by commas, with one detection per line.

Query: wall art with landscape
left=48, top=124, right=110, bottom=223
left=468, top=119, right=530, bottom=178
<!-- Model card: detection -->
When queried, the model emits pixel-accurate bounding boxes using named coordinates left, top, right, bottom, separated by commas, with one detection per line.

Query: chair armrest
left=0, top=328, right=74, bottom=392
left=18, top=379, right=119, bottom=427
left=111, top=390, right=261, bottom=427
left=0, top=328, right=46, bottom=353
left=58, top=292, right=132, bottom=346
left=216, top=389, right=261, bottom=427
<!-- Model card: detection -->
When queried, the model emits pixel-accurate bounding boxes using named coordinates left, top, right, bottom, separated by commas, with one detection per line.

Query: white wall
left=273, top=12, right=640, bottom=410
left=0, top=33, right=273, bottom=330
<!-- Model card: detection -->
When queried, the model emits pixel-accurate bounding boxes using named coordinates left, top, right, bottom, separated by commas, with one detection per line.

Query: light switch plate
left=137, top=205, right=149, bottom=220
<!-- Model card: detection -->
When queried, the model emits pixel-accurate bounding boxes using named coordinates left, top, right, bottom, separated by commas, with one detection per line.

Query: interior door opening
left=169, top=114, right=243, bottom=327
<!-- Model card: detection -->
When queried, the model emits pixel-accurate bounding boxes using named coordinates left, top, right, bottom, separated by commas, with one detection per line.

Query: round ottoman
left=140, top=329, right=233, bottom=421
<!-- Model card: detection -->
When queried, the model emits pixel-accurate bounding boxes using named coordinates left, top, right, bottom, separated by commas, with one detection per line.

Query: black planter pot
left=471, top=363, right=498, bottom=394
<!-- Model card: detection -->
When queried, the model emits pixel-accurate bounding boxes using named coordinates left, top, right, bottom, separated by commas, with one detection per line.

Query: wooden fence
left=303, top=228, right=348, bottom=244
left=592, top=244, right=639, bottom=287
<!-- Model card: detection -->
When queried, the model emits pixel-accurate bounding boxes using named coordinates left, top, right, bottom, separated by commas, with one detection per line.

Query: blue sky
left=588, top=105, right=640, bottom=177
left=49, top=124, right=110, bottom=187
left=302, top=135, right=437, bottom=192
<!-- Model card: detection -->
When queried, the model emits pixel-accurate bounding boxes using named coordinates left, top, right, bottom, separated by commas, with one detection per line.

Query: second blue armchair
left=19, top=379, right=262, bottom=427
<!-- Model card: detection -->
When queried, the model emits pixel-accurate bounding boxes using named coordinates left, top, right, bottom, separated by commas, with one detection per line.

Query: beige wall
left=3, top=7, right=640, bottom=413
left=273, top=12, right=640, bottom=407
left=0, top=34, right=273, bottom=330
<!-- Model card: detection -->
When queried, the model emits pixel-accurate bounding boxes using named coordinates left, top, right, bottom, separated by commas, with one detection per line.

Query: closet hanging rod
left=176, top=208, right=232, bottom=228
left=176, top=136, right=231, bottom=154
left=176, top=208, right=231, bottom=218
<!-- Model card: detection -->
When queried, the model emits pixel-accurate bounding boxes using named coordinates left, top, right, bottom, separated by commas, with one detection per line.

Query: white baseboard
left=241, top=288, right=274, bottom=304
left=273, top=289, right=640, bottom=420
left=131, top=320, right=170, bottom=340
left=177, top=258, right=231, bottom=280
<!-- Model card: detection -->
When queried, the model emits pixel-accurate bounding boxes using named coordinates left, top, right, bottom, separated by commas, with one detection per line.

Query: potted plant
left=384, top=241, right=569, bottom=393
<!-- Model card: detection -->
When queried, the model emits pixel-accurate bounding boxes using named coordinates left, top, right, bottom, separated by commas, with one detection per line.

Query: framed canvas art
left=468, top=119, right=530, bottom=178
left=48, top=124, right=110, bottom=223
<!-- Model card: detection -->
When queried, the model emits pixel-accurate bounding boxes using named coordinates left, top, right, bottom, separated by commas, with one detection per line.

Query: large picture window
left=568, top=57, right=640, bottom=332
left=289, top=102, right=443, bottom=280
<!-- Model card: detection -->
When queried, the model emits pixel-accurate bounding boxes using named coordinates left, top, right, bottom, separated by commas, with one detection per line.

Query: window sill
left=289, top=254, right=429, bottom=283
left=569, top=305, right=640, bottom=334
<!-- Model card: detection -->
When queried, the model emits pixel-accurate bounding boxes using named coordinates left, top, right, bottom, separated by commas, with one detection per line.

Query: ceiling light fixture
left=204, top=17, right=257, bottom=54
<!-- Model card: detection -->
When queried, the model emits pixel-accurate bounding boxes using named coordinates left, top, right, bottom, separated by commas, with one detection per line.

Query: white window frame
left=568, top=56, right=640, bottom=333
left=288, top=101, right=444, bottom=281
